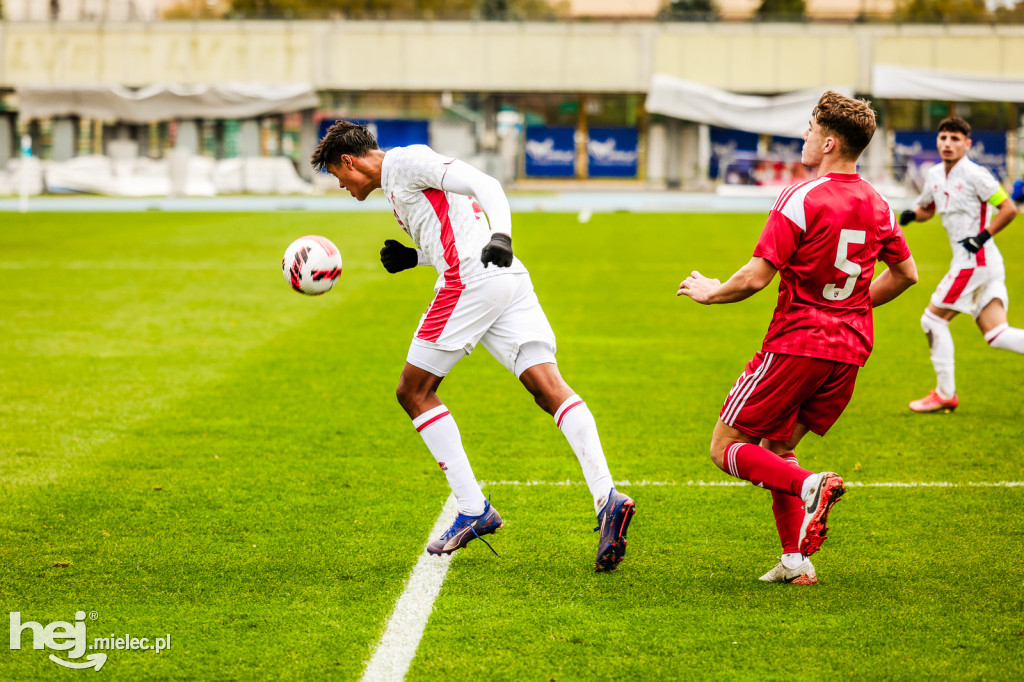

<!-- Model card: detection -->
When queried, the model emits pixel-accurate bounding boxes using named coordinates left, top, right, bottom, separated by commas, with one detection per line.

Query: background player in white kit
left=311, top=121, right=635, bottom=571
left=900, top=116, right=1023, bottom=412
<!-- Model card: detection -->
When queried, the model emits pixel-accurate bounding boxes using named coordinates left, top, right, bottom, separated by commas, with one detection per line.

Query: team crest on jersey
left=469, top=196, right=484, bottom=220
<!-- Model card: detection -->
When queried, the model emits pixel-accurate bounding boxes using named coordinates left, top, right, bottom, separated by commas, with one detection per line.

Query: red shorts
left=720, top=351, right=859, bottom=441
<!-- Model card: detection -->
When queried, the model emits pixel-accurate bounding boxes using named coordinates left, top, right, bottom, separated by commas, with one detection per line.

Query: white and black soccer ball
left=282, top=235, right=343, bottom=295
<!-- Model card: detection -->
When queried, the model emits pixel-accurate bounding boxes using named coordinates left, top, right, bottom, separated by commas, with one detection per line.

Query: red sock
left=724, top=442, right=812, bottom=497
left=772, top=455, right=804, bottom=554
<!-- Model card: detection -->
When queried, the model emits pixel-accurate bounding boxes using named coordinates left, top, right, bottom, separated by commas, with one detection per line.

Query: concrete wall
left=566, top=0, right=661, bottom=17
left=2, top=21, right=1024, bottom=94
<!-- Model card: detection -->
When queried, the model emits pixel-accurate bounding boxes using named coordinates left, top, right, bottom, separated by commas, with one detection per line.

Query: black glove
left=959, top=230, right=992, bottom=254
left=379, top=239, right=419, bottom=273
left=481, top=233, right=514, bottom=268
left=899, top=209, right=917, bottom=226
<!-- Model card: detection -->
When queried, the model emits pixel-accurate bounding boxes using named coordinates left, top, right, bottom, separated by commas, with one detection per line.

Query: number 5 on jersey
left=823, top=229, right=866, bottom=301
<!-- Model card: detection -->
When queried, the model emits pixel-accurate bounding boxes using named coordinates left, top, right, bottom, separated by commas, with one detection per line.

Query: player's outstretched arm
left=441, top=159, right=515, bottom=267
left=677, top=257, right=777, bottom=305
left=869, top=256, right=918, bottom=307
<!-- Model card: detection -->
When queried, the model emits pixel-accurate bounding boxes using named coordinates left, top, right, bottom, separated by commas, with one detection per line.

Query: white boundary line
left=360, top=493, right=458, bottom=682
left=482, top=479, right=1024, bottom=488
left=361, top=476, right=1022, bottom=681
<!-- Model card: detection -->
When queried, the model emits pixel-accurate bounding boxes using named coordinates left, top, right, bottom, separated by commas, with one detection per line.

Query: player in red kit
left=678, top=91, right=919, bottom=584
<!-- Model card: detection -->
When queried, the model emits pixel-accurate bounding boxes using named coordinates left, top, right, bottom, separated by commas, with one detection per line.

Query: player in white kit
left=899, top=117, right=1022, bottom=412
left=311, top=121, right=635, bottom=571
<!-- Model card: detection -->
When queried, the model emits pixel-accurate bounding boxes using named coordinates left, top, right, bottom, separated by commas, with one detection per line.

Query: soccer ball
left=282, top=235, right=343, bottom=295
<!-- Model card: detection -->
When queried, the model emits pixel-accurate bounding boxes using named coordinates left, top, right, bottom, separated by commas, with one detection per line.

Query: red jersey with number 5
left=753, top=173, right=912, bottom=367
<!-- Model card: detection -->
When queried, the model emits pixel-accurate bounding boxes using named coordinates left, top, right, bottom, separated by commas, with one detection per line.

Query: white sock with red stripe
left=554, top=395, right=614, bottom=514
left=921, top=310, right=956, bottom=399
left=985, top=323, right=1024, bottom=353
left=412, top=405, right=486, bottom=516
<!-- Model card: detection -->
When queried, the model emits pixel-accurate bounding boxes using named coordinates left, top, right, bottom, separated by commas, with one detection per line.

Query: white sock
left=781, top=552, right=806, bottom=569
left=985, top=322, right=1024, bottom=353
left=800, top=472, right=819, bottom=503
left=921, top=310, right=956, bottom=399
left=412, top=405, right=486, bottom=516
left=554, top=394, right=614, bottom=515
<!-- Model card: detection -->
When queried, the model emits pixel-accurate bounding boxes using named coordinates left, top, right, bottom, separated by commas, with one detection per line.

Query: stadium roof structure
left=873, top=64, right=1024, bottom=102
left=15, top=83, right=318, bottom=123
left=644, top=74, right=854, bottom=137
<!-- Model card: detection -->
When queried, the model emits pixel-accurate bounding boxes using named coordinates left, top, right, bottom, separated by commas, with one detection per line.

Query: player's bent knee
left=710, top=451, right=726, bottom=472
left=394, top=380, right=416, bottom=410
left=708, top=443, right=727, bottom=471
left=395, top=371, right=435, bottom=411
left=395, top=381, right=438, bottom=418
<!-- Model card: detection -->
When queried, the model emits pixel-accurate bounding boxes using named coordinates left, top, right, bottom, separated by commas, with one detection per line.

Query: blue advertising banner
left=895, top=130, right=1007, bottom=188
left=754, top=134, right=814, bottom=187
left=587, top=128, right=638, bottom=178
left=524, top=126, right=576, bottom=177
left=708, top=127, right=813, bottom=185
left=769, top=135, right=803, bottom=160
left=709, top=126, right=758, bottom=180
left=317, top=119, right=429, bottom=151
left=970, top=131, right=1007, bottom=181
left=893, top=131, right=940, bottom=186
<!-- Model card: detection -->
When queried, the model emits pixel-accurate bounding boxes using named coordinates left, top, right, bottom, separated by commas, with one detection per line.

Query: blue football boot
left=427, top=500, right=502, bottom=556
left=594, top=488, right=635, bottom=571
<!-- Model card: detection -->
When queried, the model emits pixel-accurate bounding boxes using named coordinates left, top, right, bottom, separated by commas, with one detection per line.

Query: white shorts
left=930, top=264, right=1009, bottom=318
left=407, top=273, right=557, bottom=378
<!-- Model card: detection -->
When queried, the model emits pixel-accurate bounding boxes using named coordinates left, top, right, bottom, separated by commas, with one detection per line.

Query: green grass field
left=1, top=209, right=1022, bottom=680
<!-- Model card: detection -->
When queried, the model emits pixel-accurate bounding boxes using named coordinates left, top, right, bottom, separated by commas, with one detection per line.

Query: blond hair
left=812, top=90, right=877, bottom=160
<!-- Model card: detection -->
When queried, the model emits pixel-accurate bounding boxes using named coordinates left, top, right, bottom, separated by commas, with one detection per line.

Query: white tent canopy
left=16, top=83, right=319, bottom=123
left=644, top=74, right=853, bottom=137
left=872, top=64, right=1024, bottom=102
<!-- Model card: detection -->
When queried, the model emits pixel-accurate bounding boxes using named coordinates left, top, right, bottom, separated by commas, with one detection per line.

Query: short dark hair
left=310, top=121, right=379, bottom=173
left=937, top=116, right=971, bottom=137
left=812, top=90, right=877, bottom=160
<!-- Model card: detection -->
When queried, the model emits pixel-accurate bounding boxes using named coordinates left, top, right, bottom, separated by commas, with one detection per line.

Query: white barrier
left=32, top=154, right=312, bottom=197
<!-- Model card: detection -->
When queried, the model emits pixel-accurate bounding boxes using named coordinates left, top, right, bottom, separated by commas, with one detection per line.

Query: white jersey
left=381, top=145, right=528, bottom=291
left=917, top=156, right=1005, bottom=270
